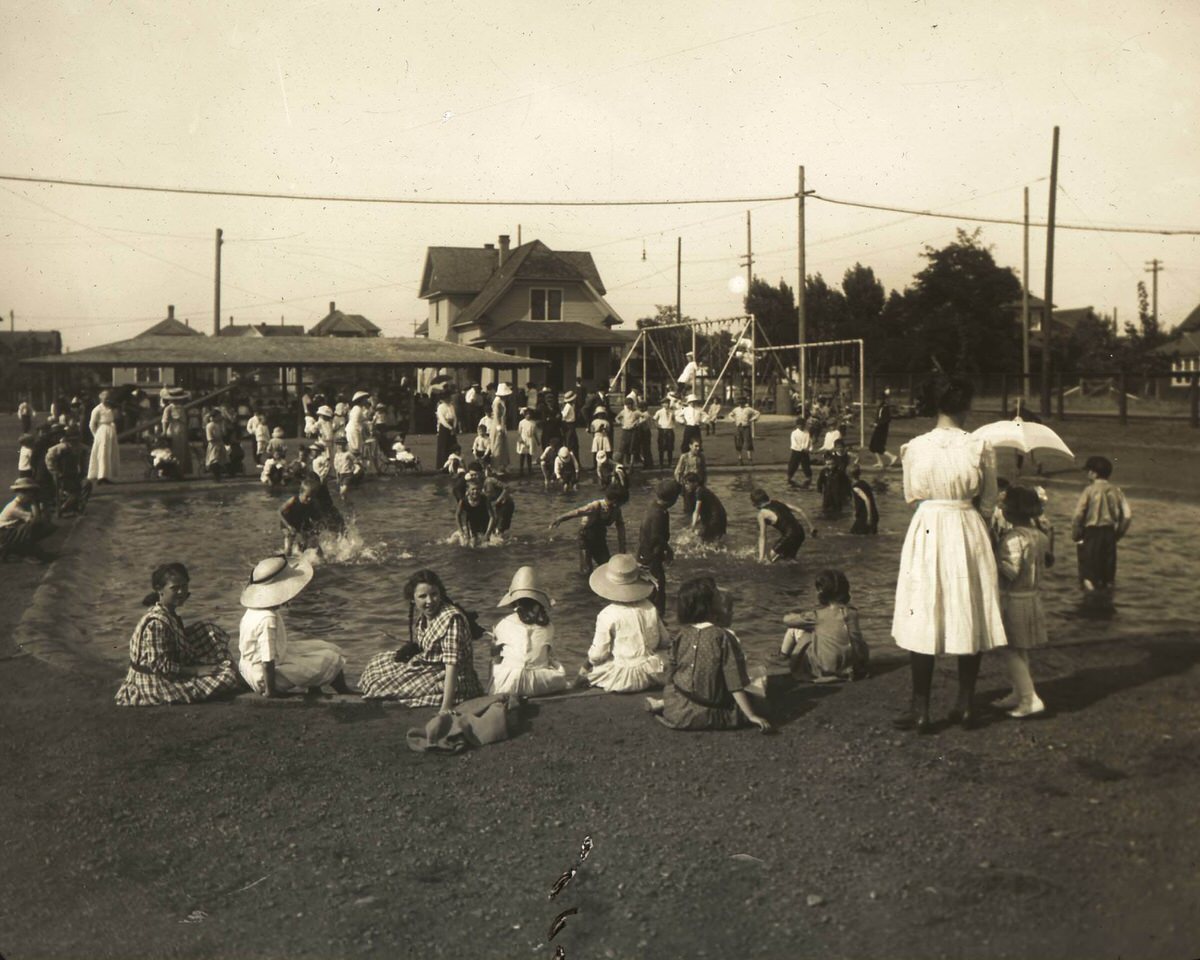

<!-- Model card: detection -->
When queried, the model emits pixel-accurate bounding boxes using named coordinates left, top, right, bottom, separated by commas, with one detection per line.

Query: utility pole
left=1144, top=259, right=1164, bottom=326
left=1022, top=186, right=1031, bottom=400
left=8, top=309, right=12, bottom=334
left=797, top=165, right=809, bottom=413
left=1041, top=128, right=1059, bottom=417
left=740, top=210, right=754, bottom=292
left=678, top=237, right=688, bottom=357
left=213, top=228, right=223, bottom=336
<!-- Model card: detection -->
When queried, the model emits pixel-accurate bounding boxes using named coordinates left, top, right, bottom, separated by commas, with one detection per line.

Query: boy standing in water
left=550, top=487, right=628, bottom=574
left=638, top=479, right=680, bottom=617
left=1071, top=456, right=1132, bottom=593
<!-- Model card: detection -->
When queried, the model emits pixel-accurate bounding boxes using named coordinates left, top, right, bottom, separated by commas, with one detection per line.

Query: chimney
left=167, top=305, right=175, bottom=320
left=499, top=234, right=510, bottom=266
left=329, top=301, right=336, bottom=314
left=184, top=318, right=190, bottom=328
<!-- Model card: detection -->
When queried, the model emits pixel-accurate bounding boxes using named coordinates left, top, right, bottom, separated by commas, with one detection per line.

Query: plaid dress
left=115, top=605, right=241, bottom=707
left=358, top=603, right=483, bottom=705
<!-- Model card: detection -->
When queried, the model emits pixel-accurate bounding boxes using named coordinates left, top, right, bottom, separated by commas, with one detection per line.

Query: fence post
left=1055, top=371, right=1064, bottom=420
left=1118, top=370, right=1128, bottom=426
left=1191, top=372, right=1199, bottom=428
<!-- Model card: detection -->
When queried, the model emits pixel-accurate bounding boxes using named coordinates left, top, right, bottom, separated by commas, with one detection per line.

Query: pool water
left=83, top=470, right=1197, bottom=680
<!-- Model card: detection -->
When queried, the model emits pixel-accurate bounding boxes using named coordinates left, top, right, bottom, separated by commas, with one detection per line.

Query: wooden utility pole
left=797, top=165, right=807, bottom=410
left=1022, top=187, right=1031, bottom=400
left=741, top=210, right=754, bottom=291
left=1041, top=128, right=1059, bottom=417
left=8, top=309, right=12, bottom=333
left=678, top=237, right=688, bottom=356
left=213, top=228, right=223, bottom=336
left=1144, top=259, right=1164, bottom=325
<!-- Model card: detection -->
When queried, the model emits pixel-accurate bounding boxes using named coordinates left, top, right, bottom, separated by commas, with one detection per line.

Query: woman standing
left=891, top=378, right=1007, bottom=732
left=160, top=387, right=193, bottom=476
left=204, top=410, right=228, bottom=479
left=87, top=390, right=120, bottom=483
left=115, top=563, right=241, bottom=706
left=345, top=390, right=370, bottom=456
left=490, top=383, right=511, bottom=471
left=434, top=389, right=458, bottom=471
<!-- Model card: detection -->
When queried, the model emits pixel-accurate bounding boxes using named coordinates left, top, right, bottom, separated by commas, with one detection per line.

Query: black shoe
left=893, top=709, right=933, bottom=734
left=947, top=707, right=978, bottom=729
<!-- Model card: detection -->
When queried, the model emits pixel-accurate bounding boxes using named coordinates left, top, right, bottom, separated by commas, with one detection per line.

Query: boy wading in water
left=549, top=487, right=628, bottom=574
left=751, top=487, right=817, bottom=562
left=1071, top=455, right=1131, bottom=595
left=638, top=479, right=681, bottom=618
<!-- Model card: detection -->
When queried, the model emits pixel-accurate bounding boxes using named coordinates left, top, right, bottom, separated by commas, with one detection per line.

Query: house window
left=135, top=366, right=161, bottom=384
left=1172, top=357, right=1199, bottom=387
left=530, top=288, right=563, bottom=322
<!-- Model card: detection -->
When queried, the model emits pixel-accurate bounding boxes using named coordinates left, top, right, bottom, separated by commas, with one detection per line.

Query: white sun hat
left=240, top=556, right=314, bottom=609
left=497, top=565, right=555, bottom=608
left=495, top=382, right=513, bottom=397
left=588, top=554, right=655, bottom=603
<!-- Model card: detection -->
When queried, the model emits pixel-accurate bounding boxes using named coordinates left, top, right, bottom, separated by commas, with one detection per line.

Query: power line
left=810, top=193, right=1200, bottom=236
left=0, top=173, right=794, bottom=208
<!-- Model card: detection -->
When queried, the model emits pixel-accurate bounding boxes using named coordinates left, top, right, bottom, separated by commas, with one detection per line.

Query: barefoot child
left=237, top=555, right=351, bottom=696
left=456, top=479, right=496, bottom=546
left=849, top=466, right=879, bottom=535
left=647, top=575, right=772, bottom=732
left=471, top=422, right=492, bottom=467
left=516, top=407, right=540, bottom=477
left=780, top=569, right=869, bottom=682
left=683, top=473, right=727, bottom=543
left=591, top=421, right=612, bottom=470
left=488, top=567, right=569, bottom=697
left=786, top=416, right=814, bottom=489
left=751, top=487, right=817, bottom=562
left=539, top=444, right=557, bottom=490
left=553, top=446, right=580, bottom=492
left=484, top=476, right=515, bottom=535
left=1071, top=455, right=1131, bottom=593
left=674, top=438, right=707, bottom=516
left=549, top=487, right=628, bottom=574
left=729, top=395, right=760, bottom=466
left=580, top=554, right=668, bottom=693
left=994, top=485, right=1054, bottom=718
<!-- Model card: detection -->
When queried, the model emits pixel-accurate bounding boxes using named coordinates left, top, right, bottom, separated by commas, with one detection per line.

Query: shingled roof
left=138, top=312, right=202, bottom=337
left=218, top=323, right=306, bottom=337
left=1177, top=302, right=1200, bottom=334
left=419, top=241, right=606, bottom=299
left=308, top=302, right=381, bottom=337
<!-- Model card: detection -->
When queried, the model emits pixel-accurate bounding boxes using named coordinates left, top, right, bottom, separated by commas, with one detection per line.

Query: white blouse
left=901, top=427, right=998, bottom=516
left=588, top=600, right=668, bottom=664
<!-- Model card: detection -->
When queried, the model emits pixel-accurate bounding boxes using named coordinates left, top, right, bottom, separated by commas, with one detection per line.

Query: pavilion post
left=1190, top=372, right=1199, bottom=428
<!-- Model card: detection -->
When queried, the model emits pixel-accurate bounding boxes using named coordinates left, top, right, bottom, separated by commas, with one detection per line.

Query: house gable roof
left=308, top=308, right=381, bottom=337
left=218, top=323, right=306, bottom=338
left=419, top=242, right=606, bottom=300
left=1151, top=330, right=1200, bottom=357
left=1178, top=302, right=1200, bottom=334
left=138, top=316, right=203, bottom=337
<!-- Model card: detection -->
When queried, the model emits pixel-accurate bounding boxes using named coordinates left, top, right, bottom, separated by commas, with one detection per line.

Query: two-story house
left=418, top=235, right=631, bottom=390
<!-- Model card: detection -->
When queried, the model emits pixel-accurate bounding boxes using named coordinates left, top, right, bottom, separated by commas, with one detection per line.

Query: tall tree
left=744, top=277, right=796, bottom=349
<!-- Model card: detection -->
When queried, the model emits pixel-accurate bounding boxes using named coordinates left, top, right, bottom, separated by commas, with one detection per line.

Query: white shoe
left=992, top=691, right=1020, bottom=710
left=1008, top=696, right=1045, bottom=719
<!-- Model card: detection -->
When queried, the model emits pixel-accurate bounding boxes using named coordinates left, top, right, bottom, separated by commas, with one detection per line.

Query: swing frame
left=754, top=338, right=867, bottom=449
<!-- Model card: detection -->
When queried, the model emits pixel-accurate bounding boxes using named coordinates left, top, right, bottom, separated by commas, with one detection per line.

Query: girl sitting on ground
left=237, top=555, right=351, bottom=697
left=149, top=435, right=182, bottom=481
left=115, top=562, right=241, bottom=706
left=579, top=554, right=668, bottom=693
left=359, top=568, right=485, bottom=707
left=390, top=433, right=420, bottom=471
left=646, top=575, right=772, bottom=732
left=994, top=485, right=1054, bottom=718
left=488, top=566, right=569, bottom=697
left=780, top=569, right=869, bottom=682
left=260, top=451, right=285, bottom=487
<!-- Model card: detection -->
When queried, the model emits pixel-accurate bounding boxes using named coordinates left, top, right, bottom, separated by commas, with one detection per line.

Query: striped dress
left=358, top=603, right=484, bottom=705
left=115, top=605, right=241, bottom=706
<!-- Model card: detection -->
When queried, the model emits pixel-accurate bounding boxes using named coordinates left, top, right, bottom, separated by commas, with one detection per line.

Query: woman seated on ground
left=488, top=566, right=569, bottom=697
left=359, top=568, right=485, bottom=709
left=647, top=575, right=771, bottom=732
left=580, top=554, right=668, bottom=693
left=115, top=563, right=241, bottom=706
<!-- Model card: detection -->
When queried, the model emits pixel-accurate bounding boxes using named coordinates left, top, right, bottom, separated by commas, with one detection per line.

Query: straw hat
left=589, top=554, right=655, bottom=603
left=351, top=390, right=370, bottom=403
left=163, top=387, right=190, bottom=402
left=318, top=405, right=334, bottom=417
left=685, top=393, right=699, bottom=403
left=10, top=477, right=39, bottom=492
left=498, top=565, right=555, bottom=608
left=495, top=382, right=513, bottom=397
left=271, top=427, right=285, bottom=438
left=240, top=555, right=313, bottom=609
left=562, top=391, right=577, bottom=402
left=685, top=351, right=695, bottom=359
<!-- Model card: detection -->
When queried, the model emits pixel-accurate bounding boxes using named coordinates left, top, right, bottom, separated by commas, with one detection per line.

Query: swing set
left=606, top=316, right=866, bottom=447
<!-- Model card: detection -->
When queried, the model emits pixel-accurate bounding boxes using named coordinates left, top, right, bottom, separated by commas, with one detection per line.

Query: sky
left=1, top=0, right=1198, bottom=351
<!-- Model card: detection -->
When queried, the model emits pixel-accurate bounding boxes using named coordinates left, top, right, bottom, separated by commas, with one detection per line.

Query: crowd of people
left=87, top=374, right=1135, bottom=739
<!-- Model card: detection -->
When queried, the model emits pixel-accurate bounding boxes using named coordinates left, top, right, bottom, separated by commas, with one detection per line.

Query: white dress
left=238, top=608, right=346, bottom=692
left=87, top=403, right=120, bottom=481
left=345, top=405, right=365, bottom=455
left=586, top=600, right=668, bottom=692
left=891, top=428, right=1007, bottom=656
left=488, top=614, right=569, bottom=697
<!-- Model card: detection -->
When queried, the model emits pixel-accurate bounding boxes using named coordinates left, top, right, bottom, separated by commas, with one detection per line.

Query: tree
left=841, top=263, right=885, bottom=339
left=805, top=273, right=849, bottom=344
left=743, top=277, right=796, bottom=349
left=1118, top=281, right=1169, bottom=373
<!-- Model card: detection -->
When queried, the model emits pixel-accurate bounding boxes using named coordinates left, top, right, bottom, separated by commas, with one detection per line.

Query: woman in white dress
left=160, top=388, right=193, bottom=476
left=345, top=390, right=370, bottom=456
left=488, top=566, right=568, bottom=697
left=489, top=383, right=511, bottom=471
left=892, top=378, right=1007, bottom=733
left=87, top=391, right=120, bottom=483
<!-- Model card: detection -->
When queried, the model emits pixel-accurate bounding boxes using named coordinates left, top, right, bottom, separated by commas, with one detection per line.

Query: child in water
left=1071, top=455, right=1131, bottom=594
left=488, top=566, right=569, bottom=697
left=238, top=555, right=351, bottom=696
left=516, top=407, right=540, bottom=478
left=443, top=446, right=463, bottom=474
left=538, top=444, right=557, bottom=490
left=994, top=485, right=1054, bottom=718
left=334, top=438, right=364, bottom=494
left=673, top=438, right=707, bottom=515
left=752, top=487, right=817, bottom=562
left=484, top=476, right=515, bottom=535
left=849, top=466, right=879, bottom=535
left=647, top=575, right=772, bottom=732
left=471, top=422, right=492, bottom=467
left=780, top=569, right=869, bottom=682
left=456, top=480, right=496, bottom=546
left=554, top=446, right=580, bottom=492
left=580, top=554, right=668, bottom=693
left=390, top=433, right=420, bottom=471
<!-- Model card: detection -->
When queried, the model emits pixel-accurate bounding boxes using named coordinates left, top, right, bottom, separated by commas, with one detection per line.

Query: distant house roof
left=21, top=335, right=547, bottom=369
left=1049, top=307, right=1095, bottom=330
left=1151, top=330, right=1200, bottom=357
left=0, top=330, right=62, bottom=357
left=308, top=302, right=381, bottom=337
left=218, top=323, right=306, bottom=338
left=475, top=321, right=635, bottom=347
left=419, top=241, right=605, bottom=299
left=138, top=315, right=202, bottom=337
left=1177, top=302, right=1200, bottom=334
left=414, top=320, right=429, bottom=337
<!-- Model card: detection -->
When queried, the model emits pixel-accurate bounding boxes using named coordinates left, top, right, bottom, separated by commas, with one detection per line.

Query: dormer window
left=531, top=288, right=563, bottom=321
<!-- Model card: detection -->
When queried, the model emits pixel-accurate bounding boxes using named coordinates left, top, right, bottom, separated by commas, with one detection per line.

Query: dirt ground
left=2, top=413, right=1199, bottom=959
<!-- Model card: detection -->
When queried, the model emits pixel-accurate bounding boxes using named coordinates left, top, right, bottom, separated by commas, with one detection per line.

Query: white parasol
left=971, top=417, right=1074, bottom=460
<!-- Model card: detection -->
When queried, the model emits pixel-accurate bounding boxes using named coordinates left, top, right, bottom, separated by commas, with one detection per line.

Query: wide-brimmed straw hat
left=498, top=565, right=555, bottom=609
left=589, top=554, right=655, bottom=603
left=10, top=477, right=39, bottom=492
left=163, top=387, right=190, bottom=402
left=240, top=555, right=313, bottom=609
left=495, top=382, right=513, bottom=397
left=351, top=390, right=370, bottom=403
left=317, top=405, right=334, bottom=417
left=271, top=427, right=285, bottom=438
left=562, top=391, right=577, bottom=402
